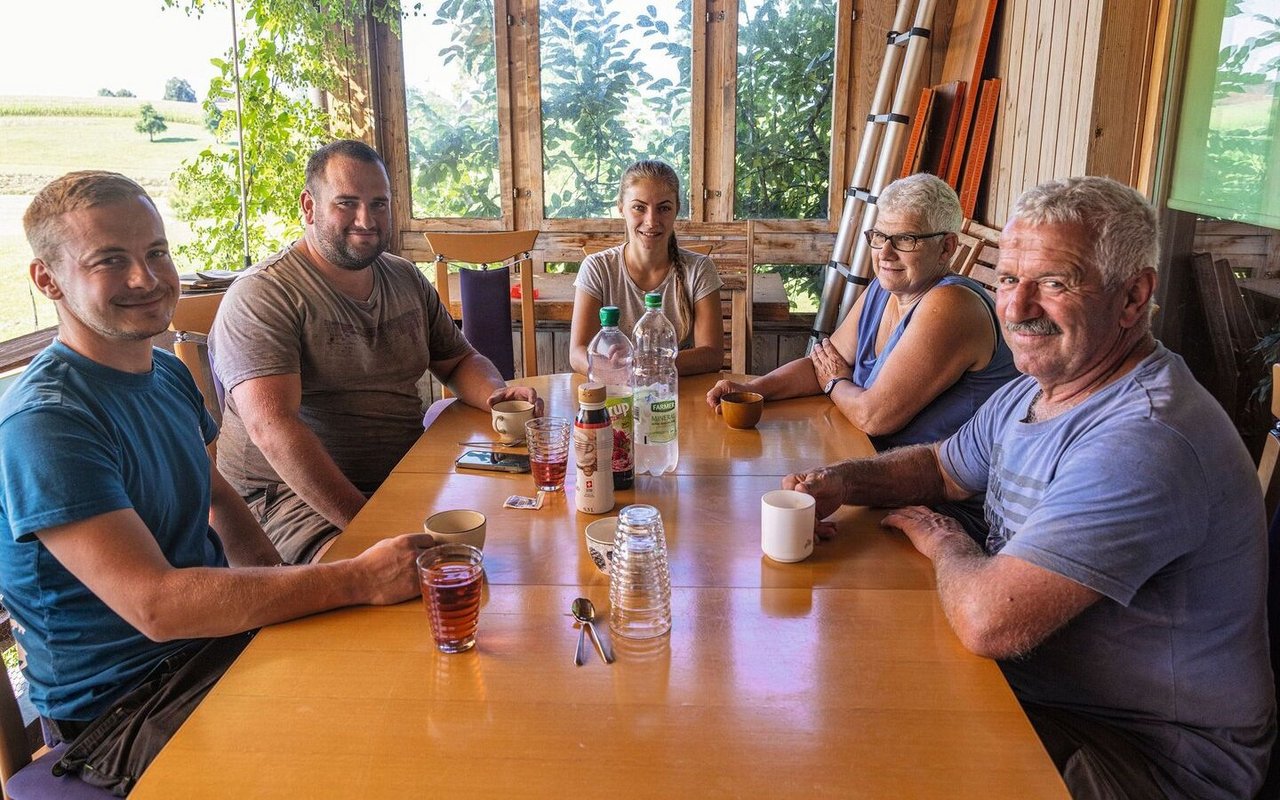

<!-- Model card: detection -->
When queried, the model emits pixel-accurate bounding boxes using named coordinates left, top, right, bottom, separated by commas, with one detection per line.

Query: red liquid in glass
left=531, top=456, right=568, bottom=489
left=421, top=562, right=483, bottom=652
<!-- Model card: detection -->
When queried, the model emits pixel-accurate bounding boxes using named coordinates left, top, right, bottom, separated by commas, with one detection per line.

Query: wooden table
left=445, top=271, right=793, bottom=323
left=132, top=374, right=1065, bottom=798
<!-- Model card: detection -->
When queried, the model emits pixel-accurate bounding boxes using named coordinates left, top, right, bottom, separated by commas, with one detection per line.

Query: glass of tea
left=417, top=544, right=485, bottom=653
left=525, top=416, right=571, bottom=492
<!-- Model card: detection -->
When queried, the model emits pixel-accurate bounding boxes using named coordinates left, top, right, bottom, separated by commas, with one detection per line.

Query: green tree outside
left=135, top=103, right=168, bottom=142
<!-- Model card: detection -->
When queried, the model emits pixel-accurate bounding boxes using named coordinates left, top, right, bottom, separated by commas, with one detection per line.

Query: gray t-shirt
left=573, top=245, right=723, bottom=347
left=210, top=244, right=472, bottom=493
left=940, top=344, right=1274, bottom=799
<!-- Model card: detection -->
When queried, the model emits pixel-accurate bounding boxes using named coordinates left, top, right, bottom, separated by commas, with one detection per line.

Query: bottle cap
left=599, top=306, right=620, bottom=327
left=644, top=292, right=663, bottom=309
left=578, top=382, right=606, bottom=405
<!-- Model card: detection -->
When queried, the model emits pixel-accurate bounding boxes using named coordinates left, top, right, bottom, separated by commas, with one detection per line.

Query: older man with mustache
left=785, top=176, right=1274, bottom=799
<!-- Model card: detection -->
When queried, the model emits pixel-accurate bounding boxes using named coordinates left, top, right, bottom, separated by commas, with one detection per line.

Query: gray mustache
left=1005, top=319, right=1062, bottom=335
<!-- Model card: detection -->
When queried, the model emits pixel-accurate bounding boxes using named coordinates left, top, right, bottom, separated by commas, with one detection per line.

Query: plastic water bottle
left=632, top=292, right=678, bottom=476
left=587, top=306, right=634, bottom=490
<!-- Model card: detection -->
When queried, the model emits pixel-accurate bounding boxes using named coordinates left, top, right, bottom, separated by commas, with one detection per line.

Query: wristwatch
left=823, top=376, right=853, bottom=397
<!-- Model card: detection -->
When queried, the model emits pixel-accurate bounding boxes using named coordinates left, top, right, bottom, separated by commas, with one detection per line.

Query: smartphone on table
left=455, top=450, right=531, bottom=473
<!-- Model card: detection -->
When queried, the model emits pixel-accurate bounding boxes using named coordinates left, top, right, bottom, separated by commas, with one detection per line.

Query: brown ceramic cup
left=720, top=391, right=764, bottom=429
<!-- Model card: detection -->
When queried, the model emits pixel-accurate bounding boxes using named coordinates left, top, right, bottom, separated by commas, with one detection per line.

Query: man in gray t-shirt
left=211, top=141, right=539, bottom=564
left=784, top=177, right=1275, bottom=799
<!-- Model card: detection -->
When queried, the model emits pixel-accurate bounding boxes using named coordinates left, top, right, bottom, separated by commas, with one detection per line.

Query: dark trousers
left=1021, top=701, right=1167, bottom=800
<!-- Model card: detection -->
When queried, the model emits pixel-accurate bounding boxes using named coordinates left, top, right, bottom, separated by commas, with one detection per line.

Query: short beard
left=313, top=235, right=385, bottom=272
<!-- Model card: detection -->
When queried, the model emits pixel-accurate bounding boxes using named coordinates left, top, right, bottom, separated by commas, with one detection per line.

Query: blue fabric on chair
left=5, top=744, right=116, bottom=799
left=459, top=267, right=516, bottom=380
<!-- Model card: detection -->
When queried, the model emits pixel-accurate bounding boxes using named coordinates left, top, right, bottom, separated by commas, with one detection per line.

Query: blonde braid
left=668, top=234, right=693, bottom=342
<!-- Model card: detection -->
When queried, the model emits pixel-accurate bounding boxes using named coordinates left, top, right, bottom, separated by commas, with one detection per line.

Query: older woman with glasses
left=707, top=173, right=1018, bottom=538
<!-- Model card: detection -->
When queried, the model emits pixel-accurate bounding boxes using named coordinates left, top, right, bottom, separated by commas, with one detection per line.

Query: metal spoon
left=571, top=597, right=614, bottom=664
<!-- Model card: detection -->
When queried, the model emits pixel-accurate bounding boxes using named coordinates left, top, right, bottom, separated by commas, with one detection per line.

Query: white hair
left=1011, top=176, right=1158, bottom=287
left=878, top=173, right=963, bottom=233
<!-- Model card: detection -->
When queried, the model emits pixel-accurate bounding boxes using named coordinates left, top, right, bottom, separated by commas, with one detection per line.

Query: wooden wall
left=984, top=0, right=1164, bottom=226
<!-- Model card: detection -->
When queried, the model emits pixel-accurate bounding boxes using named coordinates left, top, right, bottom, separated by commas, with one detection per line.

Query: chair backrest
left=169, top=292, right=225, bottom=426
left=957, top=220, right=1001, bottom=299
left=0, top=611, right=32, bottom=798
left=424, top=231, right=541, bottom=379
left=1191, top=252, right=1258, bottom=417
left=1260, top=364, right=1280, bottom=522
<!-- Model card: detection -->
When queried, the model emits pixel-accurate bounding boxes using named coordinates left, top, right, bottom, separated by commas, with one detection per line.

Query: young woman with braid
left=569, top=160, right=724, bottom=376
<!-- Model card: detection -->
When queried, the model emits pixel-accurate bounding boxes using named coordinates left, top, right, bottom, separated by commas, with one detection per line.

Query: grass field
left=1, top=96, right=216, bottom=340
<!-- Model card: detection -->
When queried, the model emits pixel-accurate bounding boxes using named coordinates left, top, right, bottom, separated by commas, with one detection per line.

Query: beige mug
left=424, top=509, right=487, bottom=550
left=492, top=400, right=536, bottom=445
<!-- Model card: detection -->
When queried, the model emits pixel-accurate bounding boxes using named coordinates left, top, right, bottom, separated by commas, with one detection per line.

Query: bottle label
left=646, top=398, right=677, bottom=444
left=574, top=418, right=614, bottom=513
left=603, top=395, right=633, bottom=474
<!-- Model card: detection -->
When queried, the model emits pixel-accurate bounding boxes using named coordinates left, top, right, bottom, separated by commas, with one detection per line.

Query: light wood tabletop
left=131, top=373, right=1066, bottom=798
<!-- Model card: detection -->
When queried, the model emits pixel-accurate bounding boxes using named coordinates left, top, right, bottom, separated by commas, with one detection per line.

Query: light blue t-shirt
left=940, top=344, right=1274, bottom=799
left=0, top=342, right=226, bottom=721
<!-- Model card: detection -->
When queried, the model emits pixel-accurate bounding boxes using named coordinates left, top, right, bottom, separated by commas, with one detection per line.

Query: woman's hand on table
left=488, top=385, right=544, bottom=417
left=706, top=379, right=750, bottom=414
left=808, top=339, right=852, bottom=388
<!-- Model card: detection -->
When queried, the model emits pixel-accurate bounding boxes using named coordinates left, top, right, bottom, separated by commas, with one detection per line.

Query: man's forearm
left=251, top=418, right=367, bottom=528
left=139, top=561, right=364, bottom=640
left=442, top=352, right=506, bottom=410
left=833, top=444, right=950, bottom=507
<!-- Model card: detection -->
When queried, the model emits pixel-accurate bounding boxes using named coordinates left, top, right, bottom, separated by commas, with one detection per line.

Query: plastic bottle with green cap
left=587, top=306, right=634, bottom=490
left=632, top=292, right=678, bottom=476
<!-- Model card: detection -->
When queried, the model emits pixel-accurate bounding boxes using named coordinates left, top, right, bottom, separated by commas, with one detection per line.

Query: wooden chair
left=0, top=614, right=112, bottom=799
left=169, top=292, right=225, bottom=426
left=956, top=220, right=1001, bottom=298
left=424, top=231, right=540, bottom=379
left=1260, top=364, right=1280, bottom=522
left=1192, top=253, right=1260, bottom=417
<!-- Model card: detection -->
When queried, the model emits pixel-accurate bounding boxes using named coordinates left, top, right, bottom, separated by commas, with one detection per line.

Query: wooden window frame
left=367, top=0, right=876, bottom=274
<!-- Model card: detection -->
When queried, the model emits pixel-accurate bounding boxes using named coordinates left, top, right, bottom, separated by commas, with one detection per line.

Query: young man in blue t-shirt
left=0, top=171, right=433, bottom=791
left=784, top=177, right=1275, bottom=799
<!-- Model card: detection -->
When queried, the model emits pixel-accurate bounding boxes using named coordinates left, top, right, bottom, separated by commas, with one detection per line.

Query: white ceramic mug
left=584, top=516, right=619, bottom=574
left=760, top=490, right=815, bottom=563
left=424, top=509, right=487, bottom=550
left=492, top=400, right=536, bottom=445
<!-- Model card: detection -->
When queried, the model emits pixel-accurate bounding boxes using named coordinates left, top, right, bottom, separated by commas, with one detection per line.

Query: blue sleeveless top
left=852, top=273, right=1018, bottom=451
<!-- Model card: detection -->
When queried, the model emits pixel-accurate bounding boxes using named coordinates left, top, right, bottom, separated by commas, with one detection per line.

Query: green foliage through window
left=403, top=0, right=502, bottom=218
left=735, top=0, right=835, bottom=221
left=1169, top=0, right=1280, bottom=228
left=539, top=0, right=692, bottom=219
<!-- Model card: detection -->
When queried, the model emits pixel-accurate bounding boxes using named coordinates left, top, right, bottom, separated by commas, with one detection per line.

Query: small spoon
left=571, top=597, right=614, bottom=665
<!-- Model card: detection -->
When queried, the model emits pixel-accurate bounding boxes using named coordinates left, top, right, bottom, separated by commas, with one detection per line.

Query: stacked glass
left=608, top=504, right=672, bottom=639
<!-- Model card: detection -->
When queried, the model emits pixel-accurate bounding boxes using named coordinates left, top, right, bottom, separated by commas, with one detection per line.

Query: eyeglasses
left=863, top=229, right=947, bottom=252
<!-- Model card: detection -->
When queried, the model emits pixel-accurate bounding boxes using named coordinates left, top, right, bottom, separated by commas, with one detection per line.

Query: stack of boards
left=899, top=0, right=1001, bottom=217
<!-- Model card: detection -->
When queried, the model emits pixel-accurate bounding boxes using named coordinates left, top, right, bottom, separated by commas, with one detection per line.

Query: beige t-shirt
left=210, top=244, right=472, bottom=494
left=573, top=245, right=722, bottom=348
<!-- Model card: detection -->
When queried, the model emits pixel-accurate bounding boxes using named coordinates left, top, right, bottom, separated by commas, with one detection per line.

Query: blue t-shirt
left=0, top=342, right=227, bottom=721
left=940, top=344, right=1275, bottom=799
left=853, top=274, right=1018, bottom=451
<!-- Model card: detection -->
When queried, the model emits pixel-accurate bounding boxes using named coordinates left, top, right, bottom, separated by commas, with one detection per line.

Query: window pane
left=540, top=0, right=693, bottom=219
left=757, top=264, right=823, bottom=312
left=1, top=0, right=227, bottom=342
left=735, top=0, right=836, bottom=220
left=402, top=0, right=502, bottom=218
left=1169, top=0, right=1280, bottom=227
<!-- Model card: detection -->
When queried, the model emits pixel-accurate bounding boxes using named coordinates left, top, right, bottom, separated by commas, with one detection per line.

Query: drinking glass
left=525, top=417, right=571, bottom=492
left=608, top=504, right=672, bottom=639
left=418, top=544, right=485, bottom=653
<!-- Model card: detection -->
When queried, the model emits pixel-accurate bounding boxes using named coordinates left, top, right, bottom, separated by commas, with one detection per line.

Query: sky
left=0, top=1, right=233, bottom=100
